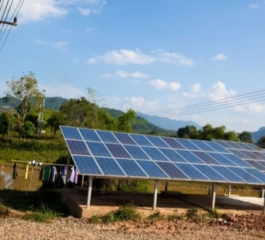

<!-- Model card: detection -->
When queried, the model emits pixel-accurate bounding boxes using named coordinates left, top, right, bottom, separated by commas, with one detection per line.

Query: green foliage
left=117, top=109, right=136, bottom=133
left=238, top=131, right=253, bottom=143
left=177, top=125, right=200, bottom=139
left=117, top=180, right=149, bottom=193
left=207, top=208, right=222, bottom=218
left=100, top=203, right=141, bottom=223
left=185, top=208, right=204, bottom=223
left=147, top=211, right=164, bottom=220
left=20, top=121, right=36, bottom=138
left=257, top=136, right=265, bottom=148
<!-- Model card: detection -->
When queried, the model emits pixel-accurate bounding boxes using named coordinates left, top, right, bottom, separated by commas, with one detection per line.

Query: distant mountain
left=45, top=97, right=68, bottom=110
left=136, top=112, right=201, bottom=131
left=251, top=127, right=265, bottom=143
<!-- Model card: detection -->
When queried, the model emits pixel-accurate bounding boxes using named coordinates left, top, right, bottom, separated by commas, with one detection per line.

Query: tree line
left=0, top=72, right=265, bottom=148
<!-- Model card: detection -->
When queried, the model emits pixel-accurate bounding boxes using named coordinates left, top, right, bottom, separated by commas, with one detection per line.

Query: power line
left=142, top=89, right=265, bottom=121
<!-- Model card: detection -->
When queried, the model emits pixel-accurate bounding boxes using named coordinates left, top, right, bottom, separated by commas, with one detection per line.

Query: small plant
left=100, top=202, right=141, bottom=223
left=185, top=208, right=204, bottom=223
left=207, top=208, right=222, bottom=219
left=147, top=211, right=164, bottom=220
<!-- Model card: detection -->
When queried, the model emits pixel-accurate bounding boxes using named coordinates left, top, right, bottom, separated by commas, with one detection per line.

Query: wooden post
left=164, top=181, right=168, bottom=192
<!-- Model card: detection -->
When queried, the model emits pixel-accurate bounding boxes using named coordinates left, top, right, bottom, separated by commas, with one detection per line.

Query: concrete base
left=61, top=188, right=264, bottom=218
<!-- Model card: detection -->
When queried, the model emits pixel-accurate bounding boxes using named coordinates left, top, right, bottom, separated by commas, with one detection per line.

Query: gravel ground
left=0, top=216, right=264, bottom=240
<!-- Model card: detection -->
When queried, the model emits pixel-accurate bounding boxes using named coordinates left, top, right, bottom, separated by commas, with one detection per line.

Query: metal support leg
left=153, top=180, right=158, bottom=211
left=164, top=181, right=168, bottom=192
left=211, top=183, right=217, bottom=210
left=228, top=184, right=231, bottom=197
left=86, top=176, right=93, bottom=208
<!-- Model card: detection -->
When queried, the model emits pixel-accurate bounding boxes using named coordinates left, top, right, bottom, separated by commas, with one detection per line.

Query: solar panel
left=175, top=163, right=209, bottom=181
left=61, top=126, right=82, bottom=140
left=66, top=140, right=90, bottom=155
left=79, top=128, right=101, bottom=142
left=60, top=126, right=265, bottom=185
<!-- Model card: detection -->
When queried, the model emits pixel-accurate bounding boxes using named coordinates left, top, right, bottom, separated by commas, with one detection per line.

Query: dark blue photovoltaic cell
left=61, top=126, right=82, bottom=140
left=244, top=168, right=265, bottom=183
left=95, top=157, right=125, bottom=176
left=97, top=131, right=119, bottom=143
left=116, top=159, right=148, bottom=177
left=175, top=163, right=209, bottom=181
left=229, top=149, right=249, bottom=159
left=145, top=136, right=169, bottom=148
left=214, top=140, right=234, bottom=149
left=137, top=160, right=169, bottom=178
left=176, top=150, right=204, bottom=164
left=211, top=166, right=246, bottom=183
left=159, top=148, right=187, bottom=162
left=193, top=165, right=228, bottom=182
left=223, top=154, right=252, bottom=167
left=228, top=167, right=262, bottom=184
left=246, top=160, right=265, bottom=171
left=86, top=142, right=111, bottom=157
left=124, top=145, right=150, bottom=160
left=208, top=153, right=237, bottom=166
left=176, top=139, right=201, bottom=150
left=130, top=134, right=153, bottom=146
left=105, top=144, right=131, bottom=158
left=241, top=151, right=260, bottom=160
left=72, top=155, right=102, bottom=175
left=251, top=152, right=264, bottom=160
left=190, top=140, right=216, bottom=152
left=114, top=132, right=136, bottom=145
left=192, top=151, right=221, bottom=165
left=256, top=161, right=265, bottom=168
left=142, top=147, right=169, bottom=161
left=206, top=142, right=231, bottom=153
left=161, top=137, right=186, bottom=149
left=228, top=141, right=246, bottom=150
left=79, top=128, right=101, bottom=141
left=241, top=142, right=258, bottom=151
left=66, top=140, right=90, bottom=155
left=156, top=162, right=190, bottom=179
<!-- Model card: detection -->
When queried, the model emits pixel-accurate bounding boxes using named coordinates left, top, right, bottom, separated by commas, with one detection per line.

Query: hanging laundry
left=50, top=166, right=57, bottom=182
left=74, top=168, right=79, bottom=184
left=60, top=166, right=67, bottom=184
left=43, top=166, right=51, bottom=182
left=68, top=166, right=75, bottom=183
left=12, top=163, right=17, bottom=180
left=25, top=164, right=29, bottom=180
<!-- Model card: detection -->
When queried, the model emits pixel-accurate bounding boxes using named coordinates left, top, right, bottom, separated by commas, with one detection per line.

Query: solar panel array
left=214, top=140, right=265, bottom=173
left=60, top=126, right=265, bottom=185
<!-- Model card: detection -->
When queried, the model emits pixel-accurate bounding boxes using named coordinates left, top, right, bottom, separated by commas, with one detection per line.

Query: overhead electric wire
left=0, top=0, right=24, bottom=53
left=0, top=0, right=14, bottom=41
left=142, top=89, right=265, bottom=121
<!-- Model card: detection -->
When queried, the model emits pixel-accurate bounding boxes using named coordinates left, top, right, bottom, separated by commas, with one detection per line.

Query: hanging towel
left=13, top=163, right=17, bottom=180
left=74, top=168, right=79, bottom=184
left=43, top=166, right=51, bottom=182
left=25, top=164, right=29, bottom=180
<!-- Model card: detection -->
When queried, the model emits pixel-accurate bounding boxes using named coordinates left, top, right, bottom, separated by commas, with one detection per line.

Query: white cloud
left=183, top=83, right=201, bottom=98
left=53, top=41, right=68, bottom=51
left=168, top=82, right=181, bottom=91
left=249, top=3, right=259, bottom=9
left=148, top=79, right=168, bottom=90
left=88, top=49, right=155, bottom=65
left=211, top=54, right=228, bottom=61
left=87, top=58, right=98, bottom=64
left=18, top=0, right=107, bottom=24
left=153, top=49, right=195, bottom=66
left=40, top=83, right=85, bottom=98
left=77, top=7, right=92, bottom=15
left=148, top=79, right=181, bottom=91
left=35, top=39, right=47, bottom=45
left=116, top=70, right=149, bottom=78
left=208, top=81, right=236, bottom=101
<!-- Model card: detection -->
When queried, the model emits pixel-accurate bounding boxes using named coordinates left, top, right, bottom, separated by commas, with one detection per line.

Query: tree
left=238, top=131, right=253, bottom=143
left=3, top=72, right=45, bottom=125
left=257, top=136, right=265, bottom=148
left=117, top=109, right=136, bottom=133
left=177, top=125, right=200, bottom=139
left=47, top=111, right=65, bottom=137
left=20, top=120, right=36, bottom=138
left=0, top=110, right=14, bottom=140
left=224, top=131, right=239, bottom=141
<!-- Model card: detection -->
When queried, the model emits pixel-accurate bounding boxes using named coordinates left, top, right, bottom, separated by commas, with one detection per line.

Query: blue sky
left=0, top=0, right=265, bottom=132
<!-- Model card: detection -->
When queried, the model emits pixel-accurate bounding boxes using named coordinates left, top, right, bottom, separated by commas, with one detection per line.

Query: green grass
left=0, top=189, right=70, bottom=222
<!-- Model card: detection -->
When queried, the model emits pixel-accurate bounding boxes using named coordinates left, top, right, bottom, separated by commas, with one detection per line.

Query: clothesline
left=11, top=159, right=75, bottom=167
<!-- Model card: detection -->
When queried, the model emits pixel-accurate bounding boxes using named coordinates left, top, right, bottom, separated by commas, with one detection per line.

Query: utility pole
left=0, top=17, right=17, bottom=26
